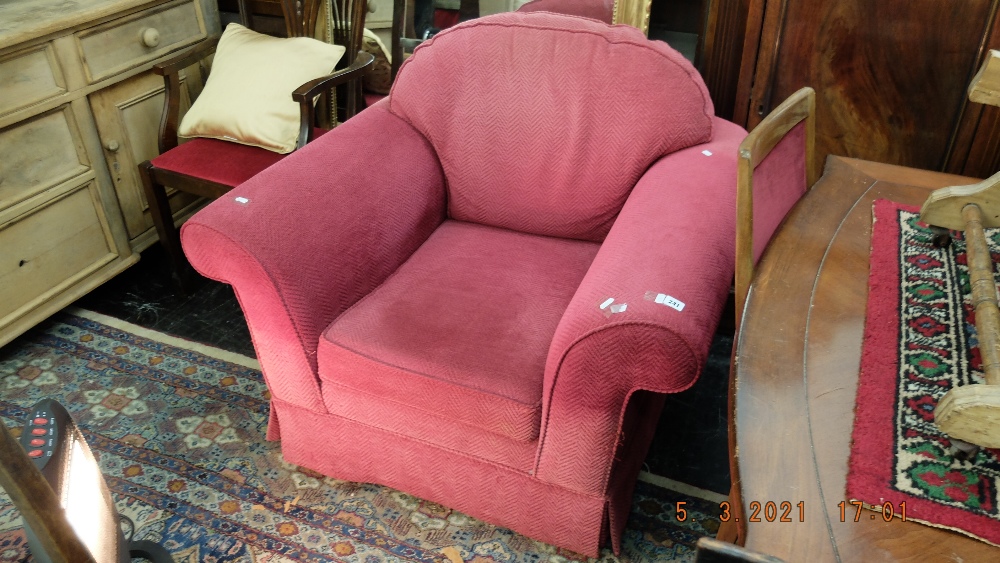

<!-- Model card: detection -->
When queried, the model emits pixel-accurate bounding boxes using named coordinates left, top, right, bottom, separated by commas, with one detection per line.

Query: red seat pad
left=150, top=129, right=328, bottom=187
left=319, top=220, right=599, bottom=444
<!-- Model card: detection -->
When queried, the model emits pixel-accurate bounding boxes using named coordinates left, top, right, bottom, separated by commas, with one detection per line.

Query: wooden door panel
left=745, top=0, right=997, bottom=172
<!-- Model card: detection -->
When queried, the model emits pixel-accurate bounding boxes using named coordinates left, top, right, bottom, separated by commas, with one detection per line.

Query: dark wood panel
left=945, top=1, right=1000, bottom=178
left=701, top=0, right=752, bottom=120
left=740, top=0, right=998, bottom=172
left=961, top=104, right=1000, bottom=176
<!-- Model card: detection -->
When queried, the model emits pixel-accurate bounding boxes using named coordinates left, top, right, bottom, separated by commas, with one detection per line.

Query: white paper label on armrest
left=645, top=291, right=685, bottom=311
left=234, top=196, right=250, bottom=204
left=663, top=296, right=685, bottom=311
left=599, top=297, right=628, bottom=317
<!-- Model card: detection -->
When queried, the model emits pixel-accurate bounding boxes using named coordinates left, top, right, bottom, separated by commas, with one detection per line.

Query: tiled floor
left=76, top=245, right=733, bottom=495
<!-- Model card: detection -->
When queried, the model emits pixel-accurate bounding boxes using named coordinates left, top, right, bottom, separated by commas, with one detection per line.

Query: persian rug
left=847, top=199, right=1000, bottom=546
left=0, top=309, right=722, bottom=562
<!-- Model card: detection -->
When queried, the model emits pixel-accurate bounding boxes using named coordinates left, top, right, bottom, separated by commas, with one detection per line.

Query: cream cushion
left=179, top=23, right=346, bottom=154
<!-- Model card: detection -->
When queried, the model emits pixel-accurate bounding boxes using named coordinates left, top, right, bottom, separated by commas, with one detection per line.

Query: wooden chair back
left=273, top=0, right=369, bottom=121
left=735, top=86, right=818, bottom=327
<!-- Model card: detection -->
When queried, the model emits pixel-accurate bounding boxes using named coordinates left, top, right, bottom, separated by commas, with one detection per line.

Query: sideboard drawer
left=76, top=0, right=206, bottom=83
left=0, top=43, right=67, bottom=117
left=0, top=182, right=119, bottom=325
left=0, top=105, right=91, bottom=209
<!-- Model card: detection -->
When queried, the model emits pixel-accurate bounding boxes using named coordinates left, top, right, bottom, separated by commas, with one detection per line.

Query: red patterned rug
left=848, top=199, right=1000, bottom=546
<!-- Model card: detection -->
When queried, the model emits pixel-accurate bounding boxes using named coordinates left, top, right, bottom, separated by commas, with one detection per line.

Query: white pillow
left=179, top=24, right=346, bottom=154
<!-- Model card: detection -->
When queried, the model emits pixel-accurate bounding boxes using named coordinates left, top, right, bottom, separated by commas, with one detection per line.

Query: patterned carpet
left=0, top=310, right=721, bottom=562
left=848, top=200, right=1000, bottom=546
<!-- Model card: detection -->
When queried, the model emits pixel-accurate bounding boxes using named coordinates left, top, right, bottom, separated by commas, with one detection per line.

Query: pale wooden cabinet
left=91, top=69, right=202, bottom=247
left=0, top=0, right=220, bottom=347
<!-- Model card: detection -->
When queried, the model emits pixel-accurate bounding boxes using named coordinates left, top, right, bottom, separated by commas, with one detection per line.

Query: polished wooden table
left=735, top=156, right=1000, bottom=561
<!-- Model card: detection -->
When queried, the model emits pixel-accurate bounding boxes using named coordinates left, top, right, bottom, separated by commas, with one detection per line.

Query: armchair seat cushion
left=150, top=129, right=328, bottom=187
left=318, top=220, right=599, bottom=443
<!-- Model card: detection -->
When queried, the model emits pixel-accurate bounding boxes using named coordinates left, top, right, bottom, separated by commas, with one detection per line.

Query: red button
left=29, top=439, right=45, bottom=446
left=28, top=449, right=43, bottom=458
left=32, top=418, right=48, bottom=425
left=31, top=428, right=46, bottom=436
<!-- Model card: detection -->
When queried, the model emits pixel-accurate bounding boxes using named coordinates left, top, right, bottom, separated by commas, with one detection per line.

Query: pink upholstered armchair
left=181, top=12, right=746, bottom=556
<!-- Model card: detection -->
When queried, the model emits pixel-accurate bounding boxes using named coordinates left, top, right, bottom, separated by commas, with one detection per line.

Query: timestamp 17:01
left=839, top=500, right=907, bottom=522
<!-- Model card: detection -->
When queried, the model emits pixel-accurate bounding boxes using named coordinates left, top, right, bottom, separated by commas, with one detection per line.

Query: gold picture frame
left=613, top=0, right=652, bottom=36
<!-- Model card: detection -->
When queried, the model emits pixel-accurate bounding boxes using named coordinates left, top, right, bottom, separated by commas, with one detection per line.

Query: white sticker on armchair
left=644, top=291, right=685, bottom=312
left=599, top=298, right=628, bottom=317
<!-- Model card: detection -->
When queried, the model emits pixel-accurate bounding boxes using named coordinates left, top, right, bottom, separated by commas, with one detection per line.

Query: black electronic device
left=15, top=399, right=173, bottom=563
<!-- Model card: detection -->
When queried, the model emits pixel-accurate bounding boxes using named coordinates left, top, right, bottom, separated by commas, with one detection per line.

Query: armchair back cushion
left=388, top=12, right=714, bottom=241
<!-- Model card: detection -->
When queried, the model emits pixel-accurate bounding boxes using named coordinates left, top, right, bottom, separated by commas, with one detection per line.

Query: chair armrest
left=534, top=118, right=747, bottom=494
left=292, top=51, right=375, bottom=149
left=153, top=36, right=220, bottom=76
left=154, top=37, right=219, bottom=153
left=180, top=104, right=446, bottom=412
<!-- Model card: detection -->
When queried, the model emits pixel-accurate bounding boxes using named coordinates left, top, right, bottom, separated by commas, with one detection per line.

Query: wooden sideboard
left=0, top=0, right=220, bottom=347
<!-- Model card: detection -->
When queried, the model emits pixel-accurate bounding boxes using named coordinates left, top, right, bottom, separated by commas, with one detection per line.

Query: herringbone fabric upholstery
left=389, top=12, right=714, bottom=241
left=182, top=103, right=445, bottom=412
left=516, top=0, right=615, bottom=23
left=536, top=119, right=747, bottom=494
left=319, top=220, right=600, bottom=443
left=181, top=13, right=752, bottom=557
left=751, top=121, right=808, bottom=263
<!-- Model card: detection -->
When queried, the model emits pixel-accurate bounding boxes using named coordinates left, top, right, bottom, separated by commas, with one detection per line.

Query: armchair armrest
left=154, top=37, right=220, bottom=153
left=534, top=118, right=747, bottom=494
left=292, top=51, right=375, bottom=149
left=180, top=104, right=446, bottom=412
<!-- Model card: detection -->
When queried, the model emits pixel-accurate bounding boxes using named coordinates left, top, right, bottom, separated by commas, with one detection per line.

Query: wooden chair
left=720, top=86, right=819, bottom=545
left=734, top=87, right=819, bottom=325
left=319, top=0, right=372, bottom=121
left=139, top=0, right=373, bottom=289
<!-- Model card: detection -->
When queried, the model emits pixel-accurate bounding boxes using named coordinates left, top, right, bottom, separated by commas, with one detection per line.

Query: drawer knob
left=140, top=27, right=161, bottom=48
left=369, top=3, right=376, bottom=12
left=105, top=139, right=120, bottom=152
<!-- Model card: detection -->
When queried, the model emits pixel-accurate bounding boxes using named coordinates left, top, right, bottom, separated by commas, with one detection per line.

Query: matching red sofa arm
left=533, top=118, right=747, bottom=494
left=180, top=103, right=446, bottom=412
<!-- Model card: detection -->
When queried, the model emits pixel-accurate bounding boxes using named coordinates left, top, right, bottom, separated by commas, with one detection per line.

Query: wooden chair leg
left=138, top=161, right=197, bottom=292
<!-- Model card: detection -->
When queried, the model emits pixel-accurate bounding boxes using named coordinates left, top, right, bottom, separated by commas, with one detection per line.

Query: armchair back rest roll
left=388, top=12, right=714, bottom=241
left=515, top=0, right=615, bottom=23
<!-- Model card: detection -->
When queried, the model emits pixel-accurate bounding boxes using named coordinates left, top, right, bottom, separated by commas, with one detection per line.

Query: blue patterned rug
left=0, top=310, right=721, bottom=562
